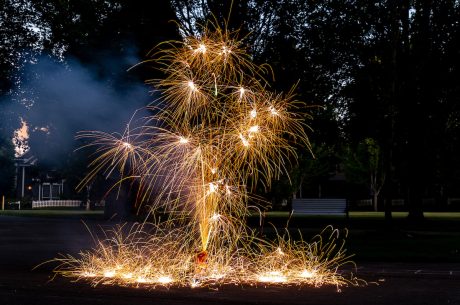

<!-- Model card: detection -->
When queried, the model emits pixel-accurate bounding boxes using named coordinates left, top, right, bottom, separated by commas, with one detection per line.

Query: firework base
left=1, top=215, right=459, bottom=304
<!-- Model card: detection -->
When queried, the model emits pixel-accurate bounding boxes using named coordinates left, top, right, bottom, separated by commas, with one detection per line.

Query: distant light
left=211, top=167, right=217, bottom=174
left=250, top=109, right=257, bottom=118
left=123, top=142, right=132, bottom=149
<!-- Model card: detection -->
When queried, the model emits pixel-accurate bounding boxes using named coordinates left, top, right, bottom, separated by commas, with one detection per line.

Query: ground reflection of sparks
left=52, top=22, right=363, bottom=290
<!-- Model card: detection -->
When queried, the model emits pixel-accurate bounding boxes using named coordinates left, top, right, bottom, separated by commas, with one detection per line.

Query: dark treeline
left=0, top=0, right=180, bottom=202
left=2, top=0, right=460, bottom=220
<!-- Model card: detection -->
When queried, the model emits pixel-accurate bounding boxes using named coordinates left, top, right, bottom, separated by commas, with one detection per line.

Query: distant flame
left=12, top=118, right=30, bottom=157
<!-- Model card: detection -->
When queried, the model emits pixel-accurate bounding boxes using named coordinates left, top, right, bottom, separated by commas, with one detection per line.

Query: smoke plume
left=1, top=49, right=153, bottom=167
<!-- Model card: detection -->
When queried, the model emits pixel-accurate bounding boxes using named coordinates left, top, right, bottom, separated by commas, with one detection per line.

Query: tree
left=0, top=1, right=180, bottom=199
left=292, top=143, right=335, bottom=198
left=0, top=136, right=15, bottom=198
left=267, top=143, right=334, bottom=209
left=344, top=138, right=385, bottom=211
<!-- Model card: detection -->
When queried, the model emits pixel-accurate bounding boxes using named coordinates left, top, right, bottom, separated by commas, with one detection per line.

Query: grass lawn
left=1, top=209, right=458, bottom=263
left=256, top=211, right=460, bottom=219
left=249, top=211, right=460, bottom=263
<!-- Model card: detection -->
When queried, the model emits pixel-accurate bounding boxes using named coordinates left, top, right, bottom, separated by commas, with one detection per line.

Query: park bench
left=291, top=198, right=348, bottom=216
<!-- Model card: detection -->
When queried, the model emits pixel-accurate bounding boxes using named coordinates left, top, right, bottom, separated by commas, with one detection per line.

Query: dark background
left=2, top=0, right=460, bottom=221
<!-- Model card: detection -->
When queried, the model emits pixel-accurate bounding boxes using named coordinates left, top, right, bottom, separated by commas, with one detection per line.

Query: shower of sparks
left=53, top=21, right=362, bottom=289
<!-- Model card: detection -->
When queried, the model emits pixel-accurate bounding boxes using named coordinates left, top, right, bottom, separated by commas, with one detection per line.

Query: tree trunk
left=373, top=193, right=378, bottom=211
left=384, top=196, right=392, bottom=222
left=407, top=190, right=424, bottom=221
left=299, top=177, right=304, bottom=198
left=383, top=178, right=392, bottom=223
left=406, top=0, right=432, bottom=223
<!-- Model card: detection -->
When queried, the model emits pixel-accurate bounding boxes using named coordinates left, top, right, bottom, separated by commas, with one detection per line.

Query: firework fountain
left=51, top=22, right=361, bottom=289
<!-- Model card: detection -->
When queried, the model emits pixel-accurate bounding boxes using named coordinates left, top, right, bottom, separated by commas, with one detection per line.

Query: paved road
left=0, top=215, right=459, bottom=305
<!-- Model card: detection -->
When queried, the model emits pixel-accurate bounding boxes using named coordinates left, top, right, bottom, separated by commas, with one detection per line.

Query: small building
left=14, top=153, right=37, bottom=200
left=14, top=152, right=68, bottom=202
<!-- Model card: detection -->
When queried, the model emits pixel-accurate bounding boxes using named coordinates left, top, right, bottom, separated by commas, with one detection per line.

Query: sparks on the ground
left=53, top=21, right=361, bottom=291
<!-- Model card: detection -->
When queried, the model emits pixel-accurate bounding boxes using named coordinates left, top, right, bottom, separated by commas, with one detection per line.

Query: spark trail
left=52, top=21, right=362, bottom=289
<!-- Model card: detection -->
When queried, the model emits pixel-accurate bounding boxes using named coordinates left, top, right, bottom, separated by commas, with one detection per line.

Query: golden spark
left=50, top=21, right=362, bottom=291
left=248, top=125, right=259, bottom=133
left=178, top=136, right=189, bottom=144
left=187, top=81, right=197, bottom=91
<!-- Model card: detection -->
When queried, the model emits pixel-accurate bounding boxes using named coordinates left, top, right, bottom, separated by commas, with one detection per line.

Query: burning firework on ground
left=51, top=21, right=362, bottom=289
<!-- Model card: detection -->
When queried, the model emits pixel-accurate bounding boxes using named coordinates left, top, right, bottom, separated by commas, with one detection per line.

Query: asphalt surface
left=0, top=215, right=459, bottom=305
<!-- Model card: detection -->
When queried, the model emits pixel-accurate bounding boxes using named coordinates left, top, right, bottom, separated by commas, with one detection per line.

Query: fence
left=32, top=200, right=82, bottom=209
left=448, top=198, right=460, bottom=205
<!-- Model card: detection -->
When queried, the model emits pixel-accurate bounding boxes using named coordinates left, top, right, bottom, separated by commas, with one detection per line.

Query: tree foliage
left=344, top=138, right=385, bottom=211
left=3, top=0, right=460, bottom=218
left=0, top=136, right=15, bottom=197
